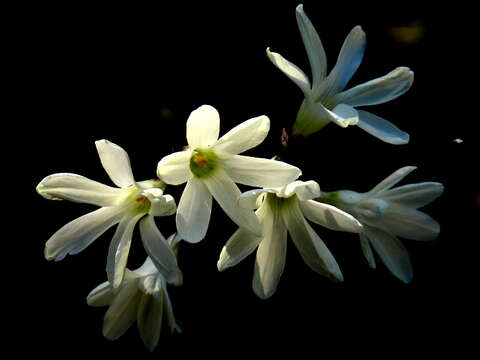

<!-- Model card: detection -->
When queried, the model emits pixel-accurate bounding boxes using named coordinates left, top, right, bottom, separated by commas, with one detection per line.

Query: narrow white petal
left=299, top=200, right=362, bottom=233
left=335, top=67, right=414, bottom=107
left=213, top=115, right=270, bottom=155
left=356, top=110, right=409, bottom=145
left=186, top=105, right=220, bottom=149
left=382, top=204, right=440, bottom=241
left=359, top=232, right=376, bottom=268
left=295, top=4, right=327, bottom=86
left=137, top=292, right=163, bottom=352
left=367, top=166, right=417, bottom=196
left=364, top=226, right=413, bottom=283
left=36, top=173, right=126, bottom=206
left=157, top=150, right=191, bottom=186
left=238, top=189, right=270, bottom=210
left=252, top=208, right=287, bottom=299
left=87, top=281, right=113, bottom=307
left=143, top=192, right=177, bottom=217
left=281, top=180, right=320, bottom=200
left=321, top=26, right=366, bottom=96
left=139, top=215, right=183, bottom=285
left=222, top=155, right=301, bottom=188
left=306, top=102, right=358, bottom=129
left=204, top=170, right=262, bottom=236
left=103, top=280, right=142, bottom=340
left=329, top=104, right=359, bottom=127
left=283, top=201, right=343, bottom=281
left=380, top=182, right=444, bottom=209
left=44, top=207, right=124, bottom=261
left=217, top=206, right=266, bottom=271
left=106, top=214, right=143, bottom=289
left=163, top=287, right=180, bottom=333
left=266, top=47, right=311, bottom=97
left=176, top=178, right=212, bottom=243
left=95, top=139, right=136, bottom=188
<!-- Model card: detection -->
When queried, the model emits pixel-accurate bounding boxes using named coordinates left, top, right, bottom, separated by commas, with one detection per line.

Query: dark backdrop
left=13, top=1, right=476, bottom=357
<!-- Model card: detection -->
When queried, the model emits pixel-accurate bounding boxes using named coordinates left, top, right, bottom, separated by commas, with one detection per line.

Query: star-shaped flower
left=37, top=139, right=182, bottom=288
left=157, top=105, right=302, bottom=243
left=267, top=4, right=413, bottom=144
left=321, top=166, right=444, bottom=283
left=87, top=238, right=181, bottom=352
left=217, top=180, right=362, bottom=299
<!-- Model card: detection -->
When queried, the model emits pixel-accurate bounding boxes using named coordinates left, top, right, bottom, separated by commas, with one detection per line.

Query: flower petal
left=213, top=115, right=270, bottom=155
left=280, top=180, right=320, bottom=200
left=316, top=25, right=366, bottom=96
left=36, top=173, right=127, bottom=206
left=157, top=150, right=191, bottom=186
left=139, top=215, right=183, bottom=285
left=380, top=182, right=444, bottom=209
left=252, top=207, right=287, bottom=299
left=176, top=178, right=212, bottom=243
left=266, top=47, right=311, bottom=97
left=44, top=206, right=124, bottom=261
left=87, top=281, right=113, bottom=307
left=382, top=204, right=440, bottom=241
left=163, top=287, right=180, bottom=333
left=299, top=199, right=362, bottom=233
left=367, top=166, right=417, bottom=196
left=222, top=155, right=301, bottom=188
left=363, top=226, right=413, bottom=283
left=103, top=279, right=142, bottom=340
left=95, top=139, right=136, bottom=188
left=204, top=170, right=262, bottom=237
left=356, top=110, right=410, bottom=145
left=238, top=188, right=270, bottom=210
left=107, top=214, right=144, bottom=289
left=329, top=104, right=359, bottom=127
left=186, top=105, right=220, bottom=149
left=295, top=4, right=327, bottom=86
left=142, top=191, right=177, bottom=217
left=335, top=67, right=414, bottom=107
left=359, top=232, right=376, bottom=268
left=137, top=292, right=163, bottom=352
left=217, top=206, right=266, bottom=271
left=283, top=201, right=343, bottom=281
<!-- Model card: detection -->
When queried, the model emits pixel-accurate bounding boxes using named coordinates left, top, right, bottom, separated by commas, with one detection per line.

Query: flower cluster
left=36, top=4, right=443, bottom=351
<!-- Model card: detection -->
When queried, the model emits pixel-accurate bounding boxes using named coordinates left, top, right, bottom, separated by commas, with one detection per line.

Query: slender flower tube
left=267, top=4, right=413, bottom=144
left=157, top=105, right=302, bottom=243
left=217, top=180, right=362, bottom=299
left=87, top=235, right=181, bottom=352
left=36, top=140, right=182, bottom=288
left=320, top=166, right=444, bottom=283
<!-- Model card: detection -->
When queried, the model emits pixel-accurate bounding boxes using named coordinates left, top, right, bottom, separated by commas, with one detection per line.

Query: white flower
left=157, top=105, right=302, bottom=243
left=267, top=4, right=413, bottom=144
left=217, top=180, right=362, bottom=299
left=321, top=166, right=444, bottom=283
left=87, top=239, right=181, bottom=352
left=36, top=139, right=182, bottom=288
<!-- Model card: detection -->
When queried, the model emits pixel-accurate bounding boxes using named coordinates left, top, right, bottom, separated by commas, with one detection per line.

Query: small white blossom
left=87, top=236, right=181, bottom=352
left=37, top=140, right=182, bottom=288
left=157, top=105, right=302, bottom=243
left=267, top=4, right=413, bottom=143
left=322, top=166, right=444, bottom=283
left=217, top=180, right=362, bottom=299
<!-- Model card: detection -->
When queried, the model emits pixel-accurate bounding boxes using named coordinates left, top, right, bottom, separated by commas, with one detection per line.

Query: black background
left=11, top=0, right=477, bottom=357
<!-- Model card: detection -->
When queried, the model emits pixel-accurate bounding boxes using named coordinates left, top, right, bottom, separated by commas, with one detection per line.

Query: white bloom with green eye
left=36, top=139, right=182, bottom=289
left=217, top=180, right=362, bottom=299
left=157, top=105, right=302, bottom=243
left=87, top=235, right=181, bottom=352
left=267, top=4, right=413, bottom=144
left=321, top=166, right=444, bottom=283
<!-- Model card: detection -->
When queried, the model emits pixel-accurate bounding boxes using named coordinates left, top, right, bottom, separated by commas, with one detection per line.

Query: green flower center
left=133, top=194, right=151, bottom=214
left=189, top=148, right=219, bottom=178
